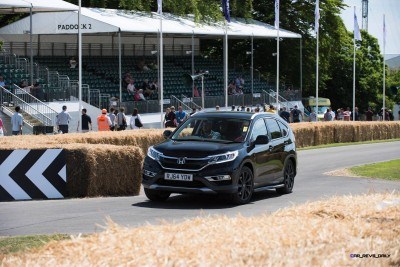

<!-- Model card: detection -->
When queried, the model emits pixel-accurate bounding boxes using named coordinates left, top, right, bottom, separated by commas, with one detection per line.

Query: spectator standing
left=280, top=107, right=290, bottom=123
left=97, top=109, right=112, bottom=131
left=130, top=108, right=143, bottom=129
left=193, top=85, right=200, bottom=97
left=165, top=106, right=177, bottom=128
left=365, top=107, right=373, bottom=121
left=108, top=107, right=116, bottom=131
left=310, top=110, right=318, bottom=122
left=175, top=106, right=187, bottom=126
left=343, top=107, right=351, bottom=121
left=56, top=105, right=72, bottom=134
left=116, top=107, right=127, bottom=131
left=290, top=105, right=302, bottom=123
left=324, top=108, right=333, bottom=121
left=0, top=117, right=7, bottom=136
left=77, top=108, right=92, bottom=133
left=354, top=107, right=360, bottom=121
left=215, top=105, right=220, bottom=111
left=266, top=105, right=276, bottom=114
left=11, top=106, right=24, bottom=135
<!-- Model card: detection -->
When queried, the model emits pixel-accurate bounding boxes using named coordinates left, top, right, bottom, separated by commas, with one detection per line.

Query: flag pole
left=78, top=0, right=82, bottom=132
left=224, top=23, right=228, bottom=110
left=159, top=0, right=164, bottom=128
left=315, top=0, right=319, bottom=118
left=352, top=6, right=356, bottom=121
left=275, top=0, right=280, bottom=109
left=382, top=14, right=386, bottom=121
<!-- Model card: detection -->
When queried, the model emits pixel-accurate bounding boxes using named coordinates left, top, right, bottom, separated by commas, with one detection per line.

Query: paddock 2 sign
left=57, top=23, right=93, bottom=31
left=0, top=149, right=67, bottom=201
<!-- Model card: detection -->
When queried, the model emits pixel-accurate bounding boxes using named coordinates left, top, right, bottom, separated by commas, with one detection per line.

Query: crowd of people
left=124, top=71, right=158, bottom=102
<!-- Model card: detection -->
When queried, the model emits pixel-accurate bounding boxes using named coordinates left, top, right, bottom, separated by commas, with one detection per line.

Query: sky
left=340, top=0, right=400, bottom=59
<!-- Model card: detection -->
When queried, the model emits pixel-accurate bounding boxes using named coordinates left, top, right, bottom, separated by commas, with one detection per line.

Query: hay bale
left=2, top=193, right=399, bottom=266
left=62, top=144, right=144, bottom=197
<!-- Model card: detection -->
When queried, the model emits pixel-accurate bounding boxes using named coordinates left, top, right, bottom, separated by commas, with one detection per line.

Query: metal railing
left=1, top=85, right=56, bottom=127
left=262, top=90, right=296, bottom=110
left=170, top=95, right=192, bottom=112
left=181, top=94, right=201, bottom=110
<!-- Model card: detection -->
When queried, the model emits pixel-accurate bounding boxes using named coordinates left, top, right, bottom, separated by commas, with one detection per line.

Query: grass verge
left=348, top=159, right=400, bottom=181
left=0, top=234, right=70, bottom=257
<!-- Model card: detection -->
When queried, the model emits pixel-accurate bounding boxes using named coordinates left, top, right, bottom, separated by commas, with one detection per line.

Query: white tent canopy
left=0, top=7, right=301, bottom=39
left=0, top=0, right=78, bottom=13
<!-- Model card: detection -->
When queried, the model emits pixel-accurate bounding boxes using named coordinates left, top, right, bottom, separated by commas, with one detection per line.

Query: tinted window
left=277, top=121, right=288, bottom=137
left=250, top=118, right=268, bottom=143
left=266, top=119, right=282, bottom=140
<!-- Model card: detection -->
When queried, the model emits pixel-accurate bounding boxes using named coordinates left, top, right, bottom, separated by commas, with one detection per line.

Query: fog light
left=144, top=169, right=157, bottom=177
left=205, top=175, right=231, bottom=181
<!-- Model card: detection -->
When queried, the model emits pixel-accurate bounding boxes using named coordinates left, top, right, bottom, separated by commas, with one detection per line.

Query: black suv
left=142, top=111, right=297, bottom=204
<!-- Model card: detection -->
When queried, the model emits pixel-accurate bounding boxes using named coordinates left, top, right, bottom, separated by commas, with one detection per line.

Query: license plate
left=165, top=173, right=193, bottom=181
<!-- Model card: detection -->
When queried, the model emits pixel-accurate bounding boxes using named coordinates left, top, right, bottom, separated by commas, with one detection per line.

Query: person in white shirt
left=129, top=108, right=143, bottom=129
left=56, top=105, right=72, bottom=133
left=11, top=106, right=24, bottom=135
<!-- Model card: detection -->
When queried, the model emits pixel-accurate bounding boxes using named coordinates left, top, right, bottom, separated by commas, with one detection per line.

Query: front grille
left=159, top=156, right=209, bottom=170
left=156, top=179, right=205, bottom=188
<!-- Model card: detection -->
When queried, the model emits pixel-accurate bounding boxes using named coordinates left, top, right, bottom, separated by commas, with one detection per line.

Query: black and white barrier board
left=0, top=149, right=66, bottom=201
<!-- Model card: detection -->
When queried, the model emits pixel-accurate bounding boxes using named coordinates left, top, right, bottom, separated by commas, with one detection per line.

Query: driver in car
left=199, top=121, right=221, bottom=139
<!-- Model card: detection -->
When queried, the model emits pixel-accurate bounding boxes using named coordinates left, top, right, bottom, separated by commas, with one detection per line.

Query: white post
left=224, top=24, right=228, bottom=110
left=78, top=0, right=82, bottom=132
left=201, top=76, right=204, bottom=108
left=119, top=31, right=122, bottom=105
left=382, top=14, right=386, bottom=121
left=30, top=5, right=33, bottom=86
left=276, top=6, right=280, bottom=109
left=316, top=28, right=319, bottom=118
left=352, top=7, right=356, bottom=121
left=251, top=34, right=254, bottom=106
left=159, top=3, right=164, bottom=128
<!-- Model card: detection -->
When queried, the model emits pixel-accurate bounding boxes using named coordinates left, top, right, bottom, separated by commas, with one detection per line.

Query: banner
left=275, top=0, right=279, bottom=30
left=315, top=0, right=320, bottom=34
left=354, top=10, right=362, bottom=41
left=222, top=0, right=230, bottom=23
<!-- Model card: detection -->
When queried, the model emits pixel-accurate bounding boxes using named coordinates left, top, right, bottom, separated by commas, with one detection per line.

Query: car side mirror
left=254, top=135, right=269, bottom=145
left=163, top=130, right=172, bottom=139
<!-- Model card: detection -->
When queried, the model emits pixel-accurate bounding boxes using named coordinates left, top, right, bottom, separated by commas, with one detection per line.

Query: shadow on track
left=132, top=190, right=282, bottom=210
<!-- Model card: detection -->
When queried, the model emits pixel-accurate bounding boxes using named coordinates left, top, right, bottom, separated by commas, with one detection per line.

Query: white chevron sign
left=0, top=149, right=67, bottom=201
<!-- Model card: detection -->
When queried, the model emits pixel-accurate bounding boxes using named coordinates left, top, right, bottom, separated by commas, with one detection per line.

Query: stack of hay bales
left=290, top=121, right=400, bottom=148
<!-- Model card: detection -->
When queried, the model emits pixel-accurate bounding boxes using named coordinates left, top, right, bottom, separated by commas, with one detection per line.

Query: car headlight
left=208, top=151, right=239, bottom=164
left=147, top=146, right=163, bottom=161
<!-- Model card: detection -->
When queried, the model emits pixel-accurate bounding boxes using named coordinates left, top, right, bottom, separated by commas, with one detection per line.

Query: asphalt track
left=0, top=141, right=399, bottom=236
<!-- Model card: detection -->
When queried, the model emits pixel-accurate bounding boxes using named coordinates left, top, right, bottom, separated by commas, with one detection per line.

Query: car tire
left=144, top=188, right=171, bottom=201
left=231, top=166, right=254, bottom=205
left=276, top=160, right=295, bottom=194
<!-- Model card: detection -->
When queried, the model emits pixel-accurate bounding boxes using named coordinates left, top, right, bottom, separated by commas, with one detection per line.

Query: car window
left=250, top=118, right=268, bottom=143
left=172, top=117, right=249, bottom=142
left=266, top=118, right=282, bottom=140
left=277, top=120, right=288, bottom=137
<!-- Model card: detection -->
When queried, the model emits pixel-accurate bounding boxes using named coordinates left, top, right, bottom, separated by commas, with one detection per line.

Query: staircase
left=1, top=85, right=59, bottom=133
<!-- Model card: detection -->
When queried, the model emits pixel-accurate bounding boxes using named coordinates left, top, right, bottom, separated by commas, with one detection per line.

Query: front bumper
left=142, top=158, right=240, bottom=194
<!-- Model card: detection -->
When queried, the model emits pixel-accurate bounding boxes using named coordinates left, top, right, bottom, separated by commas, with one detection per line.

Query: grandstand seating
left=1, top=54, right=278, bottom=103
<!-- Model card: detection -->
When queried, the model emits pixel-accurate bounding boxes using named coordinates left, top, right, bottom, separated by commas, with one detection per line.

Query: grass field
left=349, top=159, right=400, bottom=181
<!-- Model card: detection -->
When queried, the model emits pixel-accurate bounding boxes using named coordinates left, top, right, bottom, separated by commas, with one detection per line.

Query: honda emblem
left=177, top=157, right=186, bottom=164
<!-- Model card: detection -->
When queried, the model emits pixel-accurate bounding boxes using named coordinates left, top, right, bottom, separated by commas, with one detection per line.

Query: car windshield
left=171, top=117, right=250, bottom=143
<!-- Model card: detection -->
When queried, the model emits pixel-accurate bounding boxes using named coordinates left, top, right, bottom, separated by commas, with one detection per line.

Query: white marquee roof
left=0, top=0, right=78, bottom=13
left=0, top=7, right=301, bottom=39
